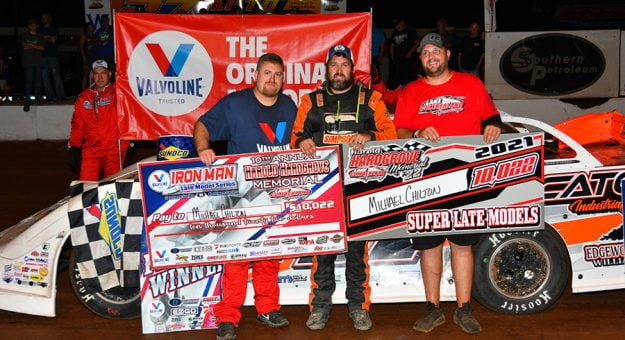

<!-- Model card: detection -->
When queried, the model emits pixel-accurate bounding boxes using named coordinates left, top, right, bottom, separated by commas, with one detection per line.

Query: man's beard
left=423, top=58, right=448, bottom=77
left=259, top=82, right=280, bottom=97
left=327, top=71, right=354, bottom=92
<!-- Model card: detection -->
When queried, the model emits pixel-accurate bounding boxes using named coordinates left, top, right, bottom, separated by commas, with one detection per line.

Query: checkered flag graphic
left=383, top=140, right=432, bottom=153
left=68, top=179, right=144, bottom=293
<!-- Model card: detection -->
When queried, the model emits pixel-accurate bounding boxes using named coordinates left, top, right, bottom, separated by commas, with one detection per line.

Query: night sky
left=0, top=0, right=483, bottom=30
left=348, top=1, right=483, bottom=30
left=2, top=1, right=623, bottom=32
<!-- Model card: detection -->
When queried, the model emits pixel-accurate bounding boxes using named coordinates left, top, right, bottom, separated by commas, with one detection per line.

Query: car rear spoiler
left=553, top=111, right=625, bottom=150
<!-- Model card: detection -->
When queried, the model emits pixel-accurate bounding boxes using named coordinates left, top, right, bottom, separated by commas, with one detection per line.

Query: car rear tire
left=69, top=252, right=141, bottom=319
left=472, top=226, right=570, bottom=314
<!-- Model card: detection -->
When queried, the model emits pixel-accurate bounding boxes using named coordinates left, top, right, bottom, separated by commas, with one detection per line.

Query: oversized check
left=343, top=133, right=545, bottom=241
left=138, top=146, right=346, bottom=269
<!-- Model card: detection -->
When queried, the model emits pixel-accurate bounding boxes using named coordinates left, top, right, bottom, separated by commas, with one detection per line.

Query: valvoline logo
left=147, top=169, right=171, bottom=193
left=128, top=31, right=213, bottom=116
left=146, top=43, right=193, bottom=77
left=259, top=121, right=287, bottom=144
left=149, top=300, right=165, bottom=317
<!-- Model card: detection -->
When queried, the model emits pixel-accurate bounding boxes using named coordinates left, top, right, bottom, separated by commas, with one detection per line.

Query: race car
left=0, top=111, right=624, bottom=319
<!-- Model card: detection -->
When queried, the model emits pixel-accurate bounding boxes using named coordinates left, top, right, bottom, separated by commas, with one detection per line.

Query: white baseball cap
left=92, top=59, right=109, bottom=71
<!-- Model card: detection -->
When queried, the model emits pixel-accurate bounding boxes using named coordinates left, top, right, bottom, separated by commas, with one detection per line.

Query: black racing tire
left=69, top=252, right=141, bottom=319
left=472, top=226, right=570, bottom=314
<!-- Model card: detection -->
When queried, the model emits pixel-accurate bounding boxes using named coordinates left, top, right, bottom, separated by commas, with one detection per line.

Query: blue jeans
left=24, top=65, right=43, bottom=102
left=41, top=56, right=65, bottom=99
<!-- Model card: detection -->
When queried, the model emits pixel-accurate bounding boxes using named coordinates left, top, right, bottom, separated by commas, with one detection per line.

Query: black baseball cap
left=326, top=44, right=353, bottom=63
left=418, top=33, right=447, bottom=53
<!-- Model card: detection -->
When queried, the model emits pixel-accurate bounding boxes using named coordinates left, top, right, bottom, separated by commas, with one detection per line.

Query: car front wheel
left=69, top=252, right=141, bottom=319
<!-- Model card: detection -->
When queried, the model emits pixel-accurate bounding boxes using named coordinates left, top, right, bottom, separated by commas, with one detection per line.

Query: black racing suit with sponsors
left=292, top=82, right=396, bottom=312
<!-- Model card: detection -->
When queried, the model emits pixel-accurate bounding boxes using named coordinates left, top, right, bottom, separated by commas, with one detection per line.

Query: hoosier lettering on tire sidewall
left=472, top=226, right=570, bottom=314
left=69, top=252, right=141, bottom=319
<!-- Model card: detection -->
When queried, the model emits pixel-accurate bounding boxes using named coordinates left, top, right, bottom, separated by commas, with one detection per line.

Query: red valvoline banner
left=115, top=12, right=371, bottom=140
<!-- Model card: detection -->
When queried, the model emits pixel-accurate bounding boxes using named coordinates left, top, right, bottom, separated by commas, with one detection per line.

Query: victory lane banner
left=138, top=146, right=346, bottom=269
left=343, top=133, right=545, bottom=241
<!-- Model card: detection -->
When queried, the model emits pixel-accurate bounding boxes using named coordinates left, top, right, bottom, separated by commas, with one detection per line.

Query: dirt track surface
left=1, top=141, right=625, bottom=339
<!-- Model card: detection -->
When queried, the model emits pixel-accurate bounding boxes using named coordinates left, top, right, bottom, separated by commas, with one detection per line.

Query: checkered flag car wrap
left=383, top=140, right=432, bottom=153
left=68, top=179, right=144, bottom=293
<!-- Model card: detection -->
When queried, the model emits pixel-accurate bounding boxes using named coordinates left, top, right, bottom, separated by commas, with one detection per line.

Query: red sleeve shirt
left=394, top=72, right=499, bottom=136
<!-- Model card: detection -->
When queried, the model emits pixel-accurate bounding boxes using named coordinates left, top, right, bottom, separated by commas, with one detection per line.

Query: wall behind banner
left=483, top=0, right=625, bottom=124
left=486, top=30, right=620, bottom=100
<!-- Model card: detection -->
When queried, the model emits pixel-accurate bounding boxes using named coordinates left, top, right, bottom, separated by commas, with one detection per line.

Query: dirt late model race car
left=1, top=112, right=624, bottom=319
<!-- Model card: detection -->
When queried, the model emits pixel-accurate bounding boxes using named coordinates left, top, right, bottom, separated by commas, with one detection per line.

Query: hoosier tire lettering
left=69, top=252, right=141, bottom=319
left=472, top=226, right=569, bottom=314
